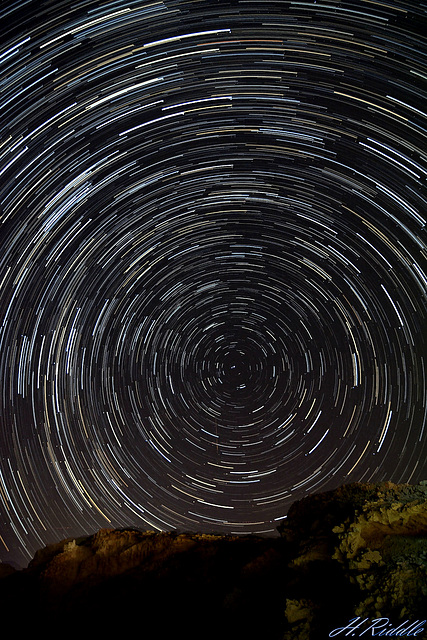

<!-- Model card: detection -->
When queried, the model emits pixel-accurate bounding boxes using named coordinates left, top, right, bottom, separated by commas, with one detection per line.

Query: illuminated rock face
left=1, top=482, right=426, bottom=640
left=278, top=481, right=427, bottom=639
left=0, top=529, right=289, bottom=638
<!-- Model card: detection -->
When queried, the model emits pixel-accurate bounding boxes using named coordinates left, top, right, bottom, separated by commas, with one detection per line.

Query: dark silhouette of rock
left=0, top=562, right=16, bottom=578
left=1, top=482, right=426, bottom=639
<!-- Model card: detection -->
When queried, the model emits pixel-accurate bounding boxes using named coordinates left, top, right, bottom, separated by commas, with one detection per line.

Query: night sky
left=0, top=0, right=426, bottom=569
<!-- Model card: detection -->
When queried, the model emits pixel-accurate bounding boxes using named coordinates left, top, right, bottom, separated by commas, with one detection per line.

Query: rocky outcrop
left=0, top=529, right=288, bottom=638
left=1, top=482, right=426, bottom=639
left=278, top=481, right=427, bottom=639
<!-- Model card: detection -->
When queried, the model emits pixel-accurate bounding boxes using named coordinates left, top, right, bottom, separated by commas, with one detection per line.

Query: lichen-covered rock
left=283, top=598, right=317, bottom=639
left=280, top=481, right=427, bottom=639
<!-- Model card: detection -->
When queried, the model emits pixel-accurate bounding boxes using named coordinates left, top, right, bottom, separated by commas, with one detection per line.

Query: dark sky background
left=0, top=0, right=426, bottom=569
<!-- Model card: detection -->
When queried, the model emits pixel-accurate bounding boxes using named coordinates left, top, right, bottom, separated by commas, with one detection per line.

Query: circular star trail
left=0, top=0, right=426, bottom=568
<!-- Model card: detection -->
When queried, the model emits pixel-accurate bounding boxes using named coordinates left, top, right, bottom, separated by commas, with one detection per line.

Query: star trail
left=0, top=0, right=426, bottom=568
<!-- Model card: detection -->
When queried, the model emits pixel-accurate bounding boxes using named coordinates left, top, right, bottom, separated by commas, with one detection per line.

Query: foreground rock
left=278, top=481, right=427, bottom=639
left=0, top=481, right=426, bottom=639
left=1, top=529, right=288, bottom=637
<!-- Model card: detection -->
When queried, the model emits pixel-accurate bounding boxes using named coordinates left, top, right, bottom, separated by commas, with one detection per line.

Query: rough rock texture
left=0, top=529, right=288, bottom=638
left=1, top=482, right=426, bottom=639
left=278, top=481, right=427, bottom=639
